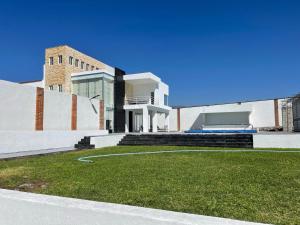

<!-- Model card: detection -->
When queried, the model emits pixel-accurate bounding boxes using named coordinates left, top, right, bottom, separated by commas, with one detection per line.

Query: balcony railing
left=125, top=96, right=154, bottom=105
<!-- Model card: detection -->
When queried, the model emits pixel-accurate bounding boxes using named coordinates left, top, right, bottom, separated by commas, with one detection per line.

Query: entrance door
left=106, top=120, right=112, bottom=133
left=134, top=113, right=143, bottom=132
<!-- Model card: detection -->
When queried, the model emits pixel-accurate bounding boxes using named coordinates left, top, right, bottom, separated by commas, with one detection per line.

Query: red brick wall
left=99, top=100, right=104, bottom=130
left=35, top=87, right=44, bottom=131
left=274, top=99, right=279, bottom=127
left=71, top=95, right=77, bottom=130
left=177, top=108, right=181, bottom=131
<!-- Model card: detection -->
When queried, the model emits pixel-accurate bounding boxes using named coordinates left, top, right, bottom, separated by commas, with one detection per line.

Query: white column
left=154, top=87, right=159, bottom=105
left=142, top=107, right=149, bottom=133
left=165, top=112, right=170, bottom=132
left=125, top=110, right=129, bottom=133
left=152, top=111, right=158, bottom=132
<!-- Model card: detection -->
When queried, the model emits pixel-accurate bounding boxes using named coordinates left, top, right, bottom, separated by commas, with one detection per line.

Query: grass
left=0, top=146, right=300, bottom=225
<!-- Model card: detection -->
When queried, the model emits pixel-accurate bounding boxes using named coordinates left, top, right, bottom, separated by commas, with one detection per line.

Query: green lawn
left=1, top=146, right=300, bottom=225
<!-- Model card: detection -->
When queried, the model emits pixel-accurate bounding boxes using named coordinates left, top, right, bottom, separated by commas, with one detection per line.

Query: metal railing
left=125, top=96, right=154, bottom=105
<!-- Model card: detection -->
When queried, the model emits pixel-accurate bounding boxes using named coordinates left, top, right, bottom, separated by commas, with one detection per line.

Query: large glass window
left=104, top=79, right=114, bottom=107
left=72, top=78, right=102, bottom=99
left=164, top=94, right=168, bottom=106
left=72, top=75, right=115, bottom=131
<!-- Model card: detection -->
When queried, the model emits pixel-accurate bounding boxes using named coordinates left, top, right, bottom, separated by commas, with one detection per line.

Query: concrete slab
left=0, top=147, right=75, bottom=160
left=0, top=189, right=272, bottom=225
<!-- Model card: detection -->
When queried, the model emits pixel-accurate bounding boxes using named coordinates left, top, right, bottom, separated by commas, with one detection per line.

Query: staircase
left=74, top=136, right=95, bottom=149
left=118, top=134, right=253, bottom=148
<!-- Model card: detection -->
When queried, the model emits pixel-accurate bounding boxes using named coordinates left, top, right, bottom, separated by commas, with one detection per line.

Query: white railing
left=125, top=96, right=154, bottom=105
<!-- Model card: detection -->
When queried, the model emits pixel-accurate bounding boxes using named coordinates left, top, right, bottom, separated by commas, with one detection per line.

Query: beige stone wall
left=45, top=45, right=106, bottom=93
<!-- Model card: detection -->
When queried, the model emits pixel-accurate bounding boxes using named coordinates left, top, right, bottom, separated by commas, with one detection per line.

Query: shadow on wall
left=191, top=114, right=205, bottom=130
left=90, top=101, right=98, bottom=114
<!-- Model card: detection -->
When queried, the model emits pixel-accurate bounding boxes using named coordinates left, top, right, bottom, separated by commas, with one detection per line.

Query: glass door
left=134, top=113, right=143, bottom=132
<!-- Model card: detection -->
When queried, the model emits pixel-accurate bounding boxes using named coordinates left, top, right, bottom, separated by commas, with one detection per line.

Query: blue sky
left=0, top=0, right=299, bottom=106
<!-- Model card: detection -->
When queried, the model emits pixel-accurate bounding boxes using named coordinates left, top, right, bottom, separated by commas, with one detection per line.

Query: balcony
left=125, top=96, right=154, bottom=105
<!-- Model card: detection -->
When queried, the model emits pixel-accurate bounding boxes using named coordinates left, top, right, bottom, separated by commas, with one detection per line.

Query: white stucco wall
left=0, top=130, right=108, bottom=154
left=249, top=100, right=275, bottom=128
left=132, top=83, right=157, bottom=99
left=21, top=80, right=44, bottom=88
left=77, top=96, right=100, bottom=130
left=0, top=80, right=104, bottom=132
left=44, top=90, right=72, bottom=130
left=0, top=80, right=36, bottom=131
left=171, top=99, right=286, bottom=131
left=124, top=73, right=169, bottom=107
left=131, top=82, right=168, bottom=107
left=253, top=133, right=300, bottom=148
left=158, top=82, right=169, bottom=107
left=91, top=134, right=125, bottom=148
left=157, top=113, right=165, bottom=128
left=169, top=109, right=178, bottom=131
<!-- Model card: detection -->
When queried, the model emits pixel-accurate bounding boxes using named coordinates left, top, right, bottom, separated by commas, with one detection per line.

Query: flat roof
left=71, top=71, right=114, bottom=81
left=19, top=80, right=42, bottom=84
left=71, top=69, right=114, bottom=77
left=123, top=72, right=163, bottom=86
left=172, top=96, right=291, bottom=109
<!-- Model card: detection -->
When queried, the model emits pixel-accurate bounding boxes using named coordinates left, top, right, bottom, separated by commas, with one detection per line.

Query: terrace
left=123, top=73, right=171, bottom=133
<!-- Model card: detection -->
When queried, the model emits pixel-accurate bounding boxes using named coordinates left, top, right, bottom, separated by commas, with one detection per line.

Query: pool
left=185, top=129, right=257, bottom=134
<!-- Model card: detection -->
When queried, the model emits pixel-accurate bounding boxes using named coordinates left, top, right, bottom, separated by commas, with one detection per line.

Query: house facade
left=123, top=73, right=170, bottom=133
left=23, top=45, right=171, bottom=133
left=44, top=45, right=112, bottom=93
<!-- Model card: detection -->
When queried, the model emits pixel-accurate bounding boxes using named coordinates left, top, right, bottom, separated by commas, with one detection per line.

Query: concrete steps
left=118, top=134, right=253, bottom=148
left=74, top=136, right=95, bottom=149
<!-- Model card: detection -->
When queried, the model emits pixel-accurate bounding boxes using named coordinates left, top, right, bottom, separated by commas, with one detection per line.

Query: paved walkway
left=0, top=147, right=75, bottom=160
left=0, top=189, right=271, bottom=225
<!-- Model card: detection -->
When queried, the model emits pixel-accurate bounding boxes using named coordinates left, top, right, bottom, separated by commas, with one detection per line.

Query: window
left=49, top=85, right=54, bottom=90
left=81, top=61, right=84, bottom=69
left=49, top=57, right=54, bottom=65
left=91, top=66, right=94, bottom=71
left=72, top=79, right=101, bottom=99
left=69, top=56, right=73, bottom=65
left=164, top=94, right=168, bottom=106
left=75, top=59, right=79, bottom=67
left=58, top=55, right=63, bottom=64
left=86, top=64, right=89, bottom=70
left=151, top=92, right=154, bottom=105
left=96, top=67, right=99, bottom=70
left=58, top=84, right=63, bottom=92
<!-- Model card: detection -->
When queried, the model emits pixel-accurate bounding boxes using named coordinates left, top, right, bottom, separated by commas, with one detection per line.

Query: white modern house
left=2, top=45, right=300, bottom=154
left=70, top=70, right=171, bottom=133
left=123, top=73, right=171, bottom=133
left=15, top=45, right=171, bottom=134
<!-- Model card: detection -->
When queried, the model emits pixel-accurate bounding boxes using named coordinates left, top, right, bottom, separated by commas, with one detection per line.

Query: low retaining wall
left=0, top=130, right=108, bottom=154
left=91, top=134, right=125, bottom=148
left=0, top=189, right=269, bottom=225
left=253, top=133, right=300, bottom=148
